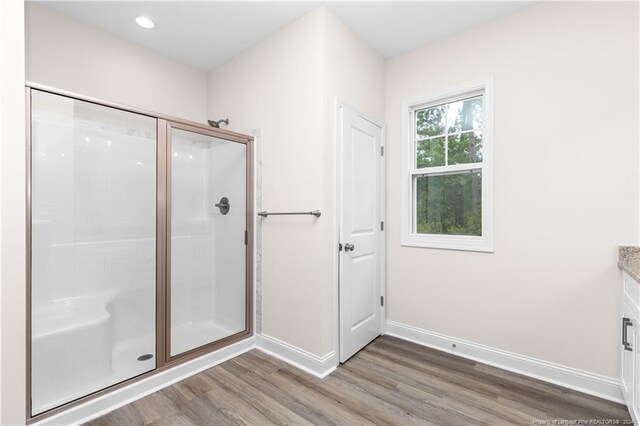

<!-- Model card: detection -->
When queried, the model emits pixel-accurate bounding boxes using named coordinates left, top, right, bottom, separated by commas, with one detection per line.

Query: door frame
left=334, top=99, right=386, bottom=365
left=25, top=82, right=254, bottom=423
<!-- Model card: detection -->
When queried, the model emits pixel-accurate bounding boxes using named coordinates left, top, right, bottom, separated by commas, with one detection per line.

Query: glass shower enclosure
left=27, top=86, right=253, bottom=420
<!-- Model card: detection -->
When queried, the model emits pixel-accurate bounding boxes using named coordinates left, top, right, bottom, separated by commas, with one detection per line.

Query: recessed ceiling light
left=135, top=16, right=155, bottom=29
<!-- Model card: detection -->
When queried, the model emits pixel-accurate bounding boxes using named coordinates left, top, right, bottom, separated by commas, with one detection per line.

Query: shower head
left=207, top=118, right=229, bottom=128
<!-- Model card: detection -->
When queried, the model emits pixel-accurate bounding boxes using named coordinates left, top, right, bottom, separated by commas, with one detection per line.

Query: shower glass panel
left=169, top=127, right=246, bottom=357
left=30, top=91, right=157, bottom=415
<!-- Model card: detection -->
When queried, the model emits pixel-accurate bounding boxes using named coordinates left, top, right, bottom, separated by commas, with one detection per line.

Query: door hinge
left=244, top=230, right=248, bottom=245
left=380, top=221, right=384, bottom=231
left=380, top=146, right=384, bottom=156
left=380, top=296, right=384, bottom=306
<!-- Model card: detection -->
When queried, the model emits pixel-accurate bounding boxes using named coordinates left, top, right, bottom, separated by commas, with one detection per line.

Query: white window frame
left=400, top=77, right=494, bottom=252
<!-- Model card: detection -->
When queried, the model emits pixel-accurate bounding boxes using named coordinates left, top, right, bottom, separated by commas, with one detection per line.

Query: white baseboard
left=255, top=333, right=336, bottom=378
left=35, top=337, right=256, bottom=426
left=386, top=320, right=623, bottom=404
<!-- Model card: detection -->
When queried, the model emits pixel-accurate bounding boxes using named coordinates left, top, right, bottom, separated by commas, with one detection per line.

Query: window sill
left=401, top=234, right=494, bottom=253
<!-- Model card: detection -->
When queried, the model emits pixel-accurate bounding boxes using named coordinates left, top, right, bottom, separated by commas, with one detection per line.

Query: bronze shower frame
left=25, top=82, right=254, bottom=424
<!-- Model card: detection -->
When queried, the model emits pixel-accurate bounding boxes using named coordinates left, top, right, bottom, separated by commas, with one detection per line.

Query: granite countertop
left=619, top=246, right=640, bottom=282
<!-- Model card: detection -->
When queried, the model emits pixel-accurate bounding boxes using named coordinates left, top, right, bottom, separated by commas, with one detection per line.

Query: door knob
left=344, top=243, right=355, bottom=252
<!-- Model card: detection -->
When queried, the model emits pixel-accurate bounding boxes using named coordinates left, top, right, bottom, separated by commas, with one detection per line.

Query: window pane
left=447, top=96, right=483, bottom=133
left=415, top=171, right=482, bottom=236
left=416, top=137, right=445, bottom=168
left=416, top=105, right=447, bottom=138
left=447, top=131, right=483, bottom=165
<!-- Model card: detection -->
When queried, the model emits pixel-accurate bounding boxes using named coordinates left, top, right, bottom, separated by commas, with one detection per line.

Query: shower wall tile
left=254, top=130, right=263, bottom=334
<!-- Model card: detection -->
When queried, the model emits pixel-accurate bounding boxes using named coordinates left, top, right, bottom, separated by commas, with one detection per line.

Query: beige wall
left=0, top=0, right=26, bottom=424
left=385, top=2, right=639, bottom=378
left=208, top=8, right=327, bottom=355
left=25, top=3, right=208, bottom=123
left=320, top=9, right=386, bottom=353
left=207, top=6, right=385, bottom=356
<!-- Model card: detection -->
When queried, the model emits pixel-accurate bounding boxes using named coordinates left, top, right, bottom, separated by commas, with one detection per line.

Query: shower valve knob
left=215, top=197, right=230, bottom=215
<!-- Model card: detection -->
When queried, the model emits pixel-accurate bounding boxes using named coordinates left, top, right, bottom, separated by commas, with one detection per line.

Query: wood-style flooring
left=86, top=335, right=631, bottom=425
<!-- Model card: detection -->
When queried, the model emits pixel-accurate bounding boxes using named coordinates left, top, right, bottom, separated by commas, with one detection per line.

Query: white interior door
left=339, top=104, right=383, bottom=363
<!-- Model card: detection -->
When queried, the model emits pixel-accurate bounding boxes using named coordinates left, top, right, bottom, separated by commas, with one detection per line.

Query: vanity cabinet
left=621, top=271, right=640, bottom=424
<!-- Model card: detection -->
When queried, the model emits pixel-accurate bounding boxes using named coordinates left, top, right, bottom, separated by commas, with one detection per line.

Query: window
left=401, top=78, right=494, bottom=252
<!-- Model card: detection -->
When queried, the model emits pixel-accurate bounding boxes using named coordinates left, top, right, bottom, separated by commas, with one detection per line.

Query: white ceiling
left=39, top=1, right=532, bottom=71
left=328, top=2, right=531, bottom=58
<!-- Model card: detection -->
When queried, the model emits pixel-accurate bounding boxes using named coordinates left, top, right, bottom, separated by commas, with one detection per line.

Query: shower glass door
left=30, top=90, right=157, bottom=415
left=168, top=123, right=248, bottom=358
